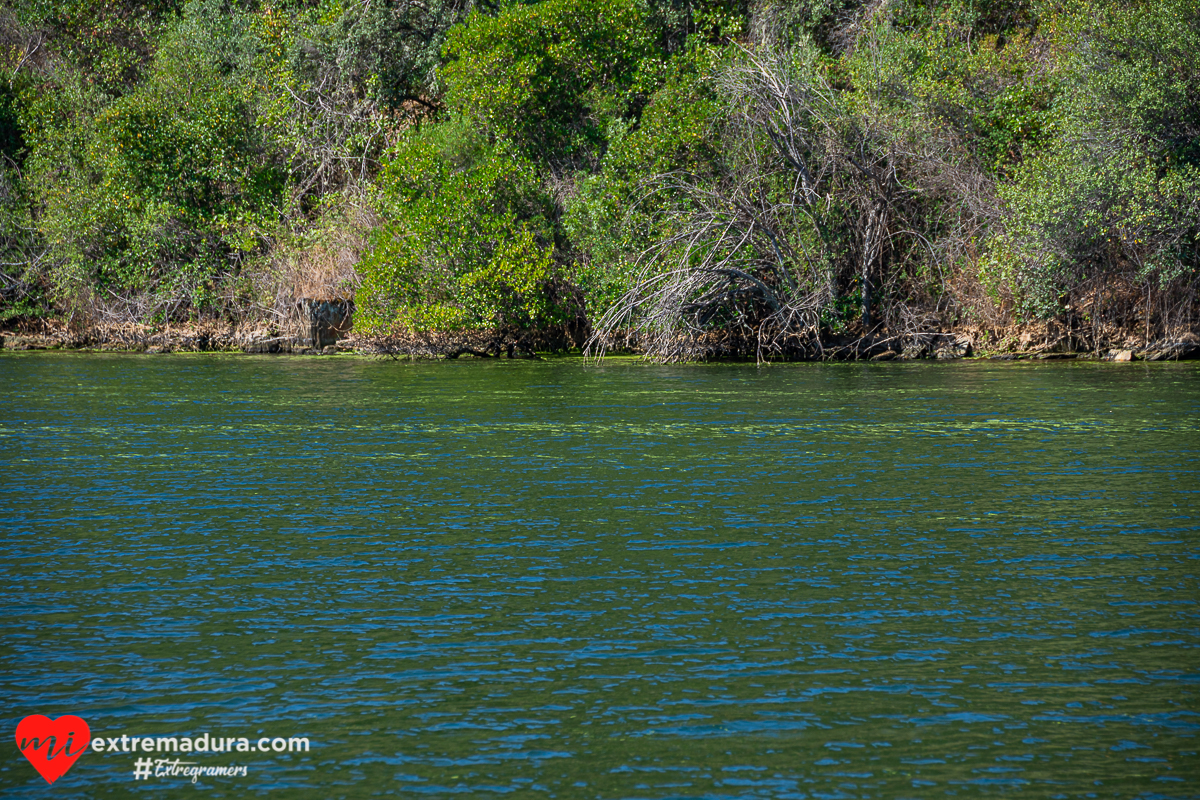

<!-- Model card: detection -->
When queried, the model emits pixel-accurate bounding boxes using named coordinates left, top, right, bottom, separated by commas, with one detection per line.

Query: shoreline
left=2, top=326, right=1198, bottom=362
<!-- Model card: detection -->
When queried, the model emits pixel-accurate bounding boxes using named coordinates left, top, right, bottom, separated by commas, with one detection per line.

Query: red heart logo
left=15, top=715, right=91, bottom=785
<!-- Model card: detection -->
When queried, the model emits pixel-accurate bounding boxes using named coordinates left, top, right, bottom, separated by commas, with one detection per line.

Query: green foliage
left=38, top=0, right=184, bottom=98
left=645, top=0, right=749, bottom=53
left=442, top=0, right=657, bottom=161
left=306, top=0, right=470, bottom=111
left=0, top=82, right=25, bottom=163
left=994, top=0, right=1200, bottom=315
left=0, top=122, right=42, bottom=320
left=28, top=14, right=281, bottom=307
left=750, top=0, right=857, bottom=51
left=2, top=0, right=475, bottom=322
left=357, top=0, right=689, bottom=337
left=357, top=123, right=564, bottom=334
left=975, top=76, right=1054, bottom=178
left=565, top=47, right=728, bottom=312
left=2, top=0, right=1197, bottom=347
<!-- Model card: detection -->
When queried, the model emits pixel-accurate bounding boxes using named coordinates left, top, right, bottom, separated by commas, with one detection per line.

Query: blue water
left=1, top=354, right=1197, bottom=797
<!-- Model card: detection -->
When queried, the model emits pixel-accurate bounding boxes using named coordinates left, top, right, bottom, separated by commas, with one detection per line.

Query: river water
left=1, top=354, right=1197, bottom=798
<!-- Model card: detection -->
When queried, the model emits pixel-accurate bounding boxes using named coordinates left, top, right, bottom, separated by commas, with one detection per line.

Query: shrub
left=441, top=0, right=657, bottom=164
left=995, top=0, right=1200, bottom=317
left=356, top=124, right=565, bottom=336
left=26, top=8, right=282, bottom=317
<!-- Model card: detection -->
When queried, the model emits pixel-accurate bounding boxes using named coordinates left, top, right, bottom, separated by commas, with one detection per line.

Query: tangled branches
left=587, top=37, right=900, bottom=361
left=584, top=175, right=829, bottom=361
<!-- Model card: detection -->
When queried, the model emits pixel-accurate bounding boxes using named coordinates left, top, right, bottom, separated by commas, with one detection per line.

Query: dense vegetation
left=1, top=0, right=1197, bottom=357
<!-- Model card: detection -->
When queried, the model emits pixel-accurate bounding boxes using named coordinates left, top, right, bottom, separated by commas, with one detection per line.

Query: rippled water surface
left=1, top=354, right=1198, bottom=798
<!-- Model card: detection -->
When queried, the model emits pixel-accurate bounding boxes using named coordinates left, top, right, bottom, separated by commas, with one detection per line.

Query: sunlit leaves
left=442, top=0, right=656, bottom=159
left=356, top=127, right=562, bottom=334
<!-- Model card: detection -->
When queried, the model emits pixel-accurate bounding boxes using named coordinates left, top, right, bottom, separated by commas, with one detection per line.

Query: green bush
left=441, top=0, right=657, bottom=161
left=565, top=48, right=728, bottom=313
left=356, top=123, right=564, bottom=335
left=994, top=0, right=1200, bottom=316
left=27, top=13, right=281, bottom=312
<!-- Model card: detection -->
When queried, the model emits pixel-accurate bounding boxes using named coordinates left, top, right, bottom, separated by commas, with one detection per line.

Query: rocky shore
left=2, top=325, right=1198, bottom=361
left=0, top=328, right=362, bottom=356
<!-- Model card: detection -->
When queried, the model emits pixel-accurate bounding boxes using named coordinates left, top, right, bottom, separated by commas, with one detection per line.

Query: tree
left=356, top=122, right=572, bottom=347
left=586, top=26, right=928, bottom=359
left=991, top=0, right=1200, bottom=341
left=441, top=0, right=656, bottom=168
left=26, top=10, right=282, bottom=322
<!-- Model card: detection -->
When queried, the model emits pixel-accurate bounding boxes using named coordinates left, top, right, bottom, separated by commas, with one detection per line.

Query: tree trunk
left=861, top=201, right=886, bottom=332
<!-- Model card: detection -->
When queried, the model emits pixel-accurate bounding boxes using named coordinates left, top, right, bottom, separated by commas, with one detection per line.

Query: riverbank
left=3, top=321, right=1199, bottom=362
left=0, top=321, right=366, bottom=356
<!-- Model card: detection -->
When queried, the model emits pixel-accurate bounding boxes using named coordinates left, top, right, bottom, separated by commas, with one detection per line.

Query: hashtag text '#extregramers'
left=133, top=758, right=249, bottom=784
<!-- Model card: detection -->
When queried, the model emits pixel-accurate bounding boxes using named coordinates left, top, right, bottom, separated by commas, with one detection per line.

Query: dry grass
left=241, top=193, right=375, bottom=334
